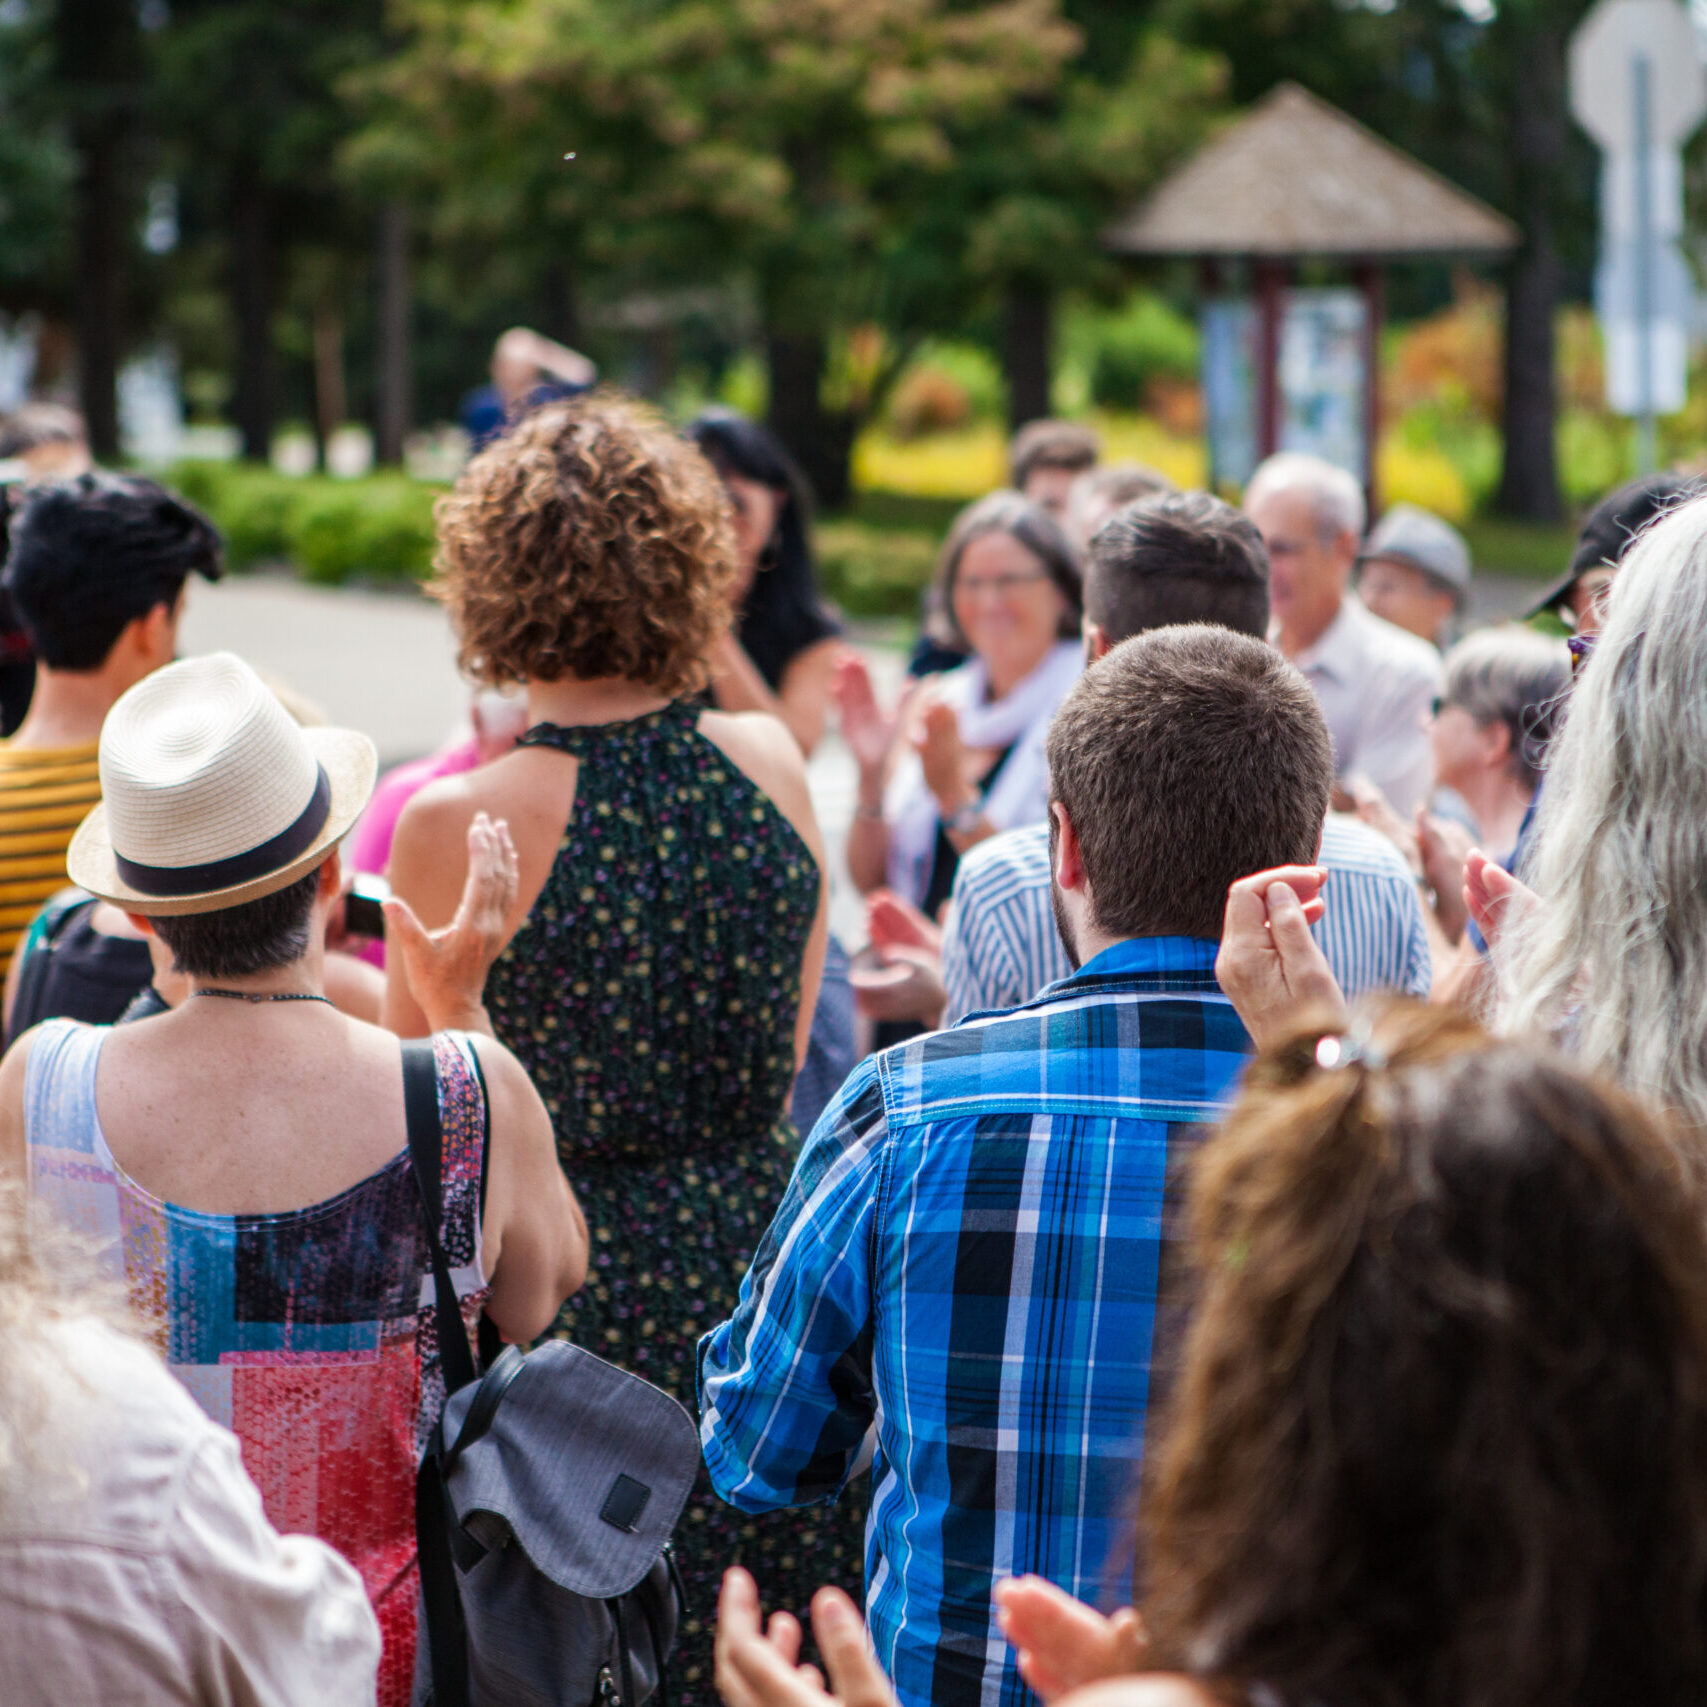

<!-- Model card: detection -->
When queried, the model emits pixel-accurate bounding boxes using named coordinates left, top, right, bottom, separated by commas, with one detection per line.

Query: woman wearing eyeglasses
left=837, top=492, right=1083, bottom=919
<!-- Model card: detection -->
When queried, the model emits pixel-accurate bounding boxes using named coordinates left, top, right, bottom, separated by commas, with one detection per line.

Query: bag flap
left=440, top=1339, right=700, bottom=1599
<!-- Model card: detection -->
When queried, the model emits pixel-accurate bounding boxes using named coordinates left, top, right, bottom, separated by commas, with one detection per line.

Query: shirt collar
left=1291, top=594, right=1361, bottom=682
left=1057, top=935, right=1222, bottom=993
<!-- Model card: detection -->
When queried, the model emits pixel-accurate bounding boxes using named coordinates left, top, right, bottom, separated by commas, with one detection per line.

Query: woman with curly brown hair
left=382, top=392, right=853, bottom=1702
left=727, top=1002, right=1707, bottom=1707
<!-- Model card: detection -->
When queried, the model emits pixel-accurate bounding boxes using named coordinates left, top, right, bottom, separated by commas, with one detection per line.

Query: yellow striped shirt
left=0, top=740, right=102, bottom=969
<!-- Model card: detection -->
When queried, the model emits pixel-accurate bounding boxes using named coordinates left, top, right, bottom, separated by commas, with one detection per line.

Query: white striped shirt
left=941, top=814, right=1431, bottom=1024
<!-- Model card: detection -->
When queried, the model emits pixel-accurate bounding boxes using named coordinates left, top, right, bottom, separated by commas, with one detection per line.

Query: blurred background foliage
left=5, top=0, right=1704, bottom=603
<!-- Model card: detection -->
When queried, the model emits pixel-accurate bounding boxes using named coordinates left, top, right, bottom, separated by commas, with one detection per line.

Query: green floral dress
left=485, top=704, right=868, bottom=1704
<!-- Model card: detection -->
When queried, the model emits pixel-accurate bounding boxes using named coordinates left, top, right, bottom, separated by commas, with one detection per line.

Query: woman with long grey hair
left=1486, top=491, right=1707, bottom=1134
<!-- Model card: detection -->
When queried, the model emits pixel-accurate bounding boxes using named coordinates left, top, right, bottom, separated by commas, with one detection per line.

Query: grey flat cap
left=1358, top=503, right=1472, bottom=597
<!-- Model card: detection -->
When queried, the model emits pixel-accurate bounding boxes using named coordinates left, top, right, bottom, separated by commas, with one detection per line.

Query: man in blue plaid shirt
left=699, top=618, right=1335, bottom=1707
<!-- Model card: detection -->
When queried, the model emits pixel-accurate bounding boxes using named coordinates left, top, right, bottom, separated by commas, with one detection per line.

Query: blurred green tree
left=149, top=0, right=386, bottom=461
left=353, top=0, right=1221, bottom=501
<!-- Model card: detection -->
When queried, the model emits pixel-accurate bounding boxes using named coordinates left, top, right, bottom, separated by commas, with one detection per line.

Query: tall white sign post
left=1569, top=0, right=1706, bottom=471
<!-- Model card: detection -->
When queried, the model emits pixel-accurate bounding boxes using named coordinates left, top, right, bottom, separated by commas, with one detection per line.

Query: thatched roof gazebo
left=1106, top=83, right=1519, bottom=500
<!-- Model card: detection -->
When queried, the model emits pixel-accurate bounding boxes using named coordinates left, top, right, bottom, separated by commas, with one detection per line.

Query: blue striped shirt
left=698, top=937, right=1250, bottom=1707
left=941, top=815, right=1430, bottom=1025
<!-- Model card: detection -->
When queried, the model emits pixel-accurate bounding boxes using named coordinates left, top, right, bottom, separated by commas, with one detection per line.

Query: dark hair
left=1046, top=625, right=1330, bottom=940
left=1086, top=491, right=1270, bottom=645
left=933, top=491, right=1082, bottom=651
left=686, top=409, right=839, bottom=689
left=1573, top=473, right=1703, bottom=578
left=150, top=867, right=321, bottom=979
left=1009, top=419, right=1099, bottom=490
left=2, top=472, right=222, bottom=670
left=1142, top=1003, right=1707, bottom=1707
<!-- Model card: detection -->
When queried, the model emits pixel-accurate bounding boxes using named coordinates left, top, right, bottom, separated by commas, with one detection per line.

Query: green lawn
left=1461, top=516, right=1577, bottom=580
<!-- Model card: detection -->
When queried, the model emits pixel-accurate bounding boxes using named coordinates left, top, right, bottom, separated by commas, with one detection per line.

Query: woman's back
left=24, top=1018, right=488, bottom=1707
left=485, top=701, right=817, bottom=1162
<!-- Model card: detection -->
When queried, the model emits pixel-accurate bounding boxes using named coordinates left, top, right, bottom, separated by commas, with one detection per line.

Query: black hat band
left=113, top=765, right=332, bottom=898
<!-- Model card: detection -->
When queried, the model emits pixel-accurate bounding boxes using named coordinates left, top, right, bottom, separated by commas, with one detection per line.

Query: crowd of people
left=0, top=376, right=1703, bottom=1707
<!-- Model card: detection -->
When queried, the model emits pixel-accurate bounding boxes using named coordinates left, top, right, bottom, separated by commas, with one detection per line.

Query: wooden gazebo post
left=1105, top=83, right=1519, bottom=517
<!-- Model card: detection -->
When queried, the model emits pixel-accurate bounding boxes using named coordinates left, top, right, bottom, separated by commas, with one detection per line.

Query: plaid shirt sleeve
left=696, top=1057, right=890, bottom=1513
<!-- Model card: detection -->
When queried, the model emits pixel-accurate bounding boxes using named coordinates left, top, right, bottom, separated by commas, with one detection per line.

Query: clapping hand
left=1463, top=848, right=1536, bottom=950
left=994, top=1577, right=1146, bottom=1704
left=715, top=1568, right=897, bottom=1707
left=1416, top=808, right=1476, bottom=941
left=1215, top=866, right=1348, bottom=1052
left=384, top=811, right=519, bottom=1035
left=835, top=655, right=901, bottom=777
left=850, top=891, right=946, bottom=1026
left=913, top=699, right=971, bottom=813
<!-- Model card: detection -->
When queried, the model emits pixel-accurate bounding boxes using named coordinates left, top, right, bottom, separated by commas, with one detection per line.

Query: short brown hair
left=431, top=391, right=737, bottom=693
left=932, top=490, right=1082, bottom=650
left=1086, top=490, right=1270, bottom=644
left=1142, top=1003, right=1707, bottom=1707
left=1009, top=419, right=1099, bottom=491
left=1046, top=625, right=1330, bottom=939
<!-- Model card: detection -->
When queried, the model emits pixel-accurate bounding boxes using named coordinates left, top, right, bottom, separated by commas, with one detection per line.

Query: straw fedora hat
left=68, top=651, right=377, bottom=917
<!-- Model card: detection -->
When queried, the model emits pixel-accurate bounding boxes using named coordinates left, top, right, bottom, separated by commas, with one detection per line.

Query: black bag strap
left=403, top=1036, right=475, bottom=1707
left=403, top=1037, right=478, bottom=1395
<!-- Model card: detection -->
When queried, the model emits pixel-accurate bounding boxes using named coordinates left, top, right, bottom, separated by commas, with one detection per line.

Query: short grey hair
left=1494, top=491, right=1707, bottom=1138
left=1246, top=453, right=1366, bottom=544
left=1441, top=625, right=1571, bottom=792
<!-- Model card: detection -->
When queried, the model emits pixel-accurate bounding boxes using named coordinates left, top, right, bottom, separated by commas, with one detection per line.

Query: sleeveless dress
left=25, top=1019, right=489, bottom=1707
left=484, top=703, right=867, bottom=1704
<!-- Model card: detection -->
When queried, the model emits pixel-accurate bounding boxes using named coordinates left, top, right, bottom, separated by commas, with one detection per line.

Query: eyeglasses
left=956, top=570, right=1050, bottom=599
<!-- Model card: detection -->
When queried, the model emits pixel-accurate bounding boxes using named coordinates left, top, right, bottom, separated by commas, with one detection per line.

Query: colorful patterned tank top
left=24, top=1019, right=489, bottom=1707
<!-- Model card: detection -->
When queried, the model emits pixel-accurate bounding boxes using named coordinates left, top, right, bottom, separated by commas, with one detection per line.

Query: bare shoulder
left=696, top=708, right=813, bottom=815
left=392, top=767, right=485, bottom=849
left=392, top=747, right=551, bottom=849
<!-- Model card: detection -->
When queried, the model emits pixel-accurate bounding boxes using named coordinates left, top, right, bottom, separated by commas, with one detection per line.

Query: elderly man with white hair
left=1245, top=453, right=1442, bottom=816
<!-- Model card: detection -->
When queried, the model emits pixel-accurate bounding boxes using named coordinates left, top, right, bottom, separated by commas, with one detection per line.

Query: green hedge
left=166, top=462, right=441, bottom=584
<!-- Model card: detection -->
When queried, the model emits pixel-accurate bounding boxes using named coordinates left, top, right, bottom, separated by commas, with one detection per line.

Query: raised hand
left=716, top=1567, right=899, bottom=1707
left=1347, top=776, right=1420, bottom=878
left=834, top=655, right=899, bottom=777
left=383, top=811, right=519, bottom=1035
left=1416, top=808, right=1475, bottom=940
left=867, top=890, right=943, bottom=957
left=913, top=698, right=971, bottom=814
left=1463, top=848, right=1536, bottom=951
left=993, top=1576, right=1146, bottom=1704
left=1215, top=865, right=1347, bottom=1052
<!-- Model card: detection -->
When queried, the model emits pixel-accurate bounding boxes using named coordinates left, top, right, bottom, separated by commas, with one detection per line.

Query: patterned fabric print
left=484, top=703, right=864, bottom=1705
left=699, top=938, right=1253, bottom=1707
left=25, top=1020, right=489, bottom=1707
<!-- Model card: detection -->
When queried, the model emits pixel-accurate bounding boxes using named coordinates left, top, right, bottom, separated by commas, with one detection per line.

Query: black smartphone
left=344, top=873, right=391, bottom=939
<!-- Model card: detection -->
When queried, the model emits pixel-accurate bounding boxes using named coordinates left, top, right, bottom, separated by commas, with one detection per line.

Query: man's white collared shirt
left=1290, top=593, right=1442, bottom=816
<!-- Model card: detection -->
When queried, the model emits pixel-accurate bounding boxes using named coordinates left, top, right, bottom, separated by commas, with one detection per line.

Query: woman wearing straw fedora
left=0, top=649, right=588, bottom=1707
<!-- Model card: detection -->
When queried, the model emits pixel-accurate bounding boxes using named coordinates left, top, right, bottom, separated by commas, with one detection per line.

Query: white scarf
left=885, top=639, right=1084, bottom=907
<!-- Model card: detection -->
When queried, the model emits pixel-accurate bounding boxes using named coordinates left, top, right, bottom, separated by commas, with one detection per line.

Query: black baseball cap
left=1526, top=473, right=1703, bottom=622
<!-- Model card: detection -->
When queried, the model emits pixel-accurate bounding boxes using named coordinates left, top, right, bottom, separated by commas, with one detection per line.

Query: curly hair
left=1140, top=1002, right=1707, bottom=1707
left=432, top=391, right=738, bottom=694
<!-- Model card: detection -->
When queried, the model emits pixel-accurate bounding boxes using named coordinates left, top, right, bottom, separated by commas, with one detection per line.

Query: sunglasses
left=1567, top=633, right=1596, bottom=678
